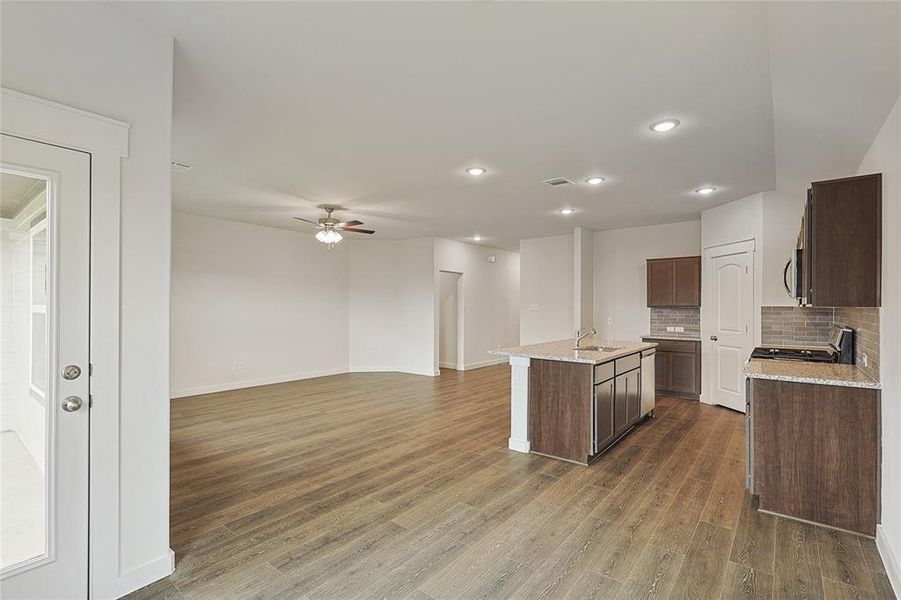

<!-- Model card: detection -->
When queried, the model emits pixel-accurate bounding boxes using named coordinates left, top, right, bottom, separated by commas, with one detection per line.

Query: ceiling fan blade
left=341, top=227, right=375, bottom=234
left=293, top=217, right=322, bottom=226
left=337, top=219, right=363, bottom=227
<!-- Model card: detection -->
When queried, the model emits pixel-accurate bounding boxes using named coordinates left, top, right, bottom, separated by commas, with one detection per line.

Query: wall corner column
left=508, top=355, right=531, bottom=453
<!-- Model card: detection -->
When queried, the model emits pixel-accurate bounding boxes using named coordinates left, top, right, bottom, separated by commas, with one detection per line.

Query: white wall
left=170, top=213, right=349, bottom=397
left=574, top=228, right=594, bottom=331
left=520, top=234, right=573, bottom=345
left=348, top=238, right=437, bottom=376
left=1, top=2, right=174, bottom=596
left=762, top=191, right=806, bottom=305
left=593, top=221, right=701, bottom=341
left=434, top=238, right=520, bottom=369
left=861, top=93, right=901, bottom=593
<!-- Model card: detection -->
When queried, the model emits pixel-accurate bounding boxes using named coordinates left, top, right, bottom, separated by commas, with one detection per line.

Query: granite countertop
left=642, top=334, right=701, bottom=342
left=744, top=359, right=881, bottom=389
left=490, top=338, right=657, bottom=365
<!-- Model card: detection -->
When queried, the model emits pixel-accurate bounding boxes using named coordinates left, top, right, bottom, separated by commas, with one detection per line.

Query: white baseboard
left=877, top=525, right=901, bottom=598
left=439, top=361, right=458, bottom=370
left=97, top=548, right=174, bottom=600
left=172, top=363, right=450, bottom=399
left=699, top=392, right=715, bottom=405
left=170, top=368, right=348, bottom=398
left=508, top=438, right=530, bottom=453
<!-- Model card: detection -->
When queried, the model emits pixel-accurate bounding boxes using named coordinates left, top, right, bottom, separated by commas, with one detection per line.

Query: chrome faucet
left=574, top=327, right=597, bottom=350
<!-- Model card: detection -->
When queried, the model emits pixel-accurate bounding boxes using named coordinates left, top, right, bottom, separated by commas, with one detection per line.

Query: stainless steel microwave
left=783, top=248, right=803, bottom=303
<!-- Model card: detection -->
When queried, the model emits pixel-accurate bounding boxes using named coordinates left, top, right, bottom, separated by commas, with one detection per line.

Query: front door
left=709, top=243, right=753, bottom=412
left=0, top=135, right=91, bottom=598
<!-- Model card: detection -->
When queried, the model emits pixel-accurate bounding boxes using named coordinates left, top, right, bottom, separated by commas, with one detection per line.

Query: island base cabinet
left=751, top=379, right=879, bottom=536
left=529, top=359, right=593, bottom=464
left=594, top=379, right=615, bottom=452
left=613, top=369, right=640, bottom=439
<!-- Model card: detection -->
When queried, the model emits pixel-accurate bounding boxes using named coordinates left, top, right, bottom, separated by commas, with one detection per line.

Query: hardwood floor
left=127, top=365, right=894, bottom=600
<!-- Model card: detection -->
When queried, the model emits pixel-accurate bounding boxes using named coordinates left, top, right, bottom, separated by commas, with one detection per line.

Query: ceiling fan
left=293, top=206, right=374, bottom=248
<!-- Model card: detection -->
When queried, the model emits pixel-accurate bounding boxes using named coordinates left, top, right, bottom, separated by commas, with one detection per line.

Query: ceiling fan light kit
left=294, top=206, right=374, bottom=249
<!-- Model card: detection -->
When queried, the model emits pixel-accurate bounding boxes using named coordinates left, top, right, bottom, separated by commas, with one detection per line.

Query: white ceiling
left=129, top=1, right=899, bottom=251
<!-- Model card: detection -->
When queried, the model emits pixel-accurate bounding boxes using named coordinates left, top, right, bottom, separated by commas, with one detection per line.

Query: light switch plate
left=666, top=326, right=676, bottom=332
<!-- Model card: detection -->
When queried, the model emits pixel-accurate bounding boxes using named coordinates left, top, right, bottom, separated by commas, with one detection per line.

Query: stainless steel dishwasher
left=640, top=349, right=656, bottom=417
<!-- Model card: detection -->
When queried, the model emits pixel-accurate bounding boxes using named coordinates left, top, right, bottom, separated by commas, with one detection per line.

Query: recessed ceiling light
left=472, top=234, right=483, bottom=241
left=650, top=119, right=680, bottom=133
left=695, top=186, right=717, bottom=195
left=558, top=208, right=575, bottom=215
left=465, top=167, right=486, bottom=176
left=585, top=176, right=606, bottom=185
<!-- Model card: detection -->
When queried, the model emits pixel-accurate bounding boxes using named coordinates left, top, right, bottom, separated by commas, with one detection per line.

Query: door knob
left=62, top=396, right=83, bottom=412
left=710, top=335, right=718, bottom=341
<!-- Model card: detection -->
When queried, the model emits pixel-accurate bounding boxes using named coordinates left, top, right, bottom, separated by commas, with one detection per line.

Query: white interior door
left=709, top=246, right=753, bottom=412
left=0, top=135, right=90, bottom=598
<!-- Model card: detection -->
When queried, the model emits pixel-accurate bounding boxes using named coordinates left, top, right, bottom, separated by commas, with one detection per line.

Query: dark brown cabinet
left=594, top=379, right=615, bottom=451
left=528, top=360, right=593, bottom=463
left=647, top=260, right=675, bottom=306
left=750, top=378, right=879, bottom=535
left=613, top=373, right=629, bottom=438
left=646, top=256, right=701, bottom=307
left=625, top=369, right=641, bottom=425
left=613, top=369, right=640, bottom=438
left=643, top=338, right=700, bottom=399
left=800, top=173, right=881, bottom=307
left=530, top=354, right=648, bottom=464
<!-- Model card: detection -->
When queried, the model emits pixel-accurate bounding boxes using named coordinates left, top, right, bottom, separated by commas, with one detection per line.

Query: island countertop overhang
left=489, top=338, right=658, bottom=365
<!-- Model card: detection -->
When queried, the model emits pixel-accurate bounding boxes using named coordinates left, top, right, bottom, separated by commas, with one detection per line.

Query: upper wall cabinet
left=803, top=173, right=881, bottom=307
left=647, top=256, right=701, bottom=307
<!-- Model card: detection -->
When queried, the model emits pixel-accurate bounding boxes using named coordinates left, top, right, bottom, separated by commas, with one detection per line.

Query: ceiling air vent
left=171, top=161, right=194, bottom=173
left=543, top=177, right=574, bottom=187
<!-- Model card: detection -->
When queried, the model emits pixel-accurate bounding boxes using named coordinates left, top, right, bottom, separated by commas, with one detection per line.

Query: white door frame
left=2, top=88, right=172, bottom=598
left=700, top=238, right=758, bottom=406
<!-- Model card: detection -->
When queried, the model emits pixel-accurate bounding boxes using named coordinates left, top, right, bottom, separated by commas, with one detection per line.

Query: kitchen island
left=490, top=338, right=657, bottom=464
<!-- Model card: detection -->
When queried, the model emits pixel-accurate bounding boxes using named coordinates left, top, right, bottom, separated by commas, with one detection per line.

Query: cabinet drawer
left=647, top=339, right=697, bottom=354
left=594, top=361, right=614, bottom=383
left=615, top=353, right=640, bottom=375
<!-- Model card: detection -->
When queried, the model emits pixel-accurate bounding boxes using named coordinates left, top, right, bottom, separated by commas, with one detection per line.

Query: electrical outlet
left=666, top=326, right=676, bottom=332
left=232, top=361, right=245, bottom=372
left=862, top=353, right=869, bottom=367
left=674, top=326, right=685, bottom=332
left=607, top=317, right=614, bottom=326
